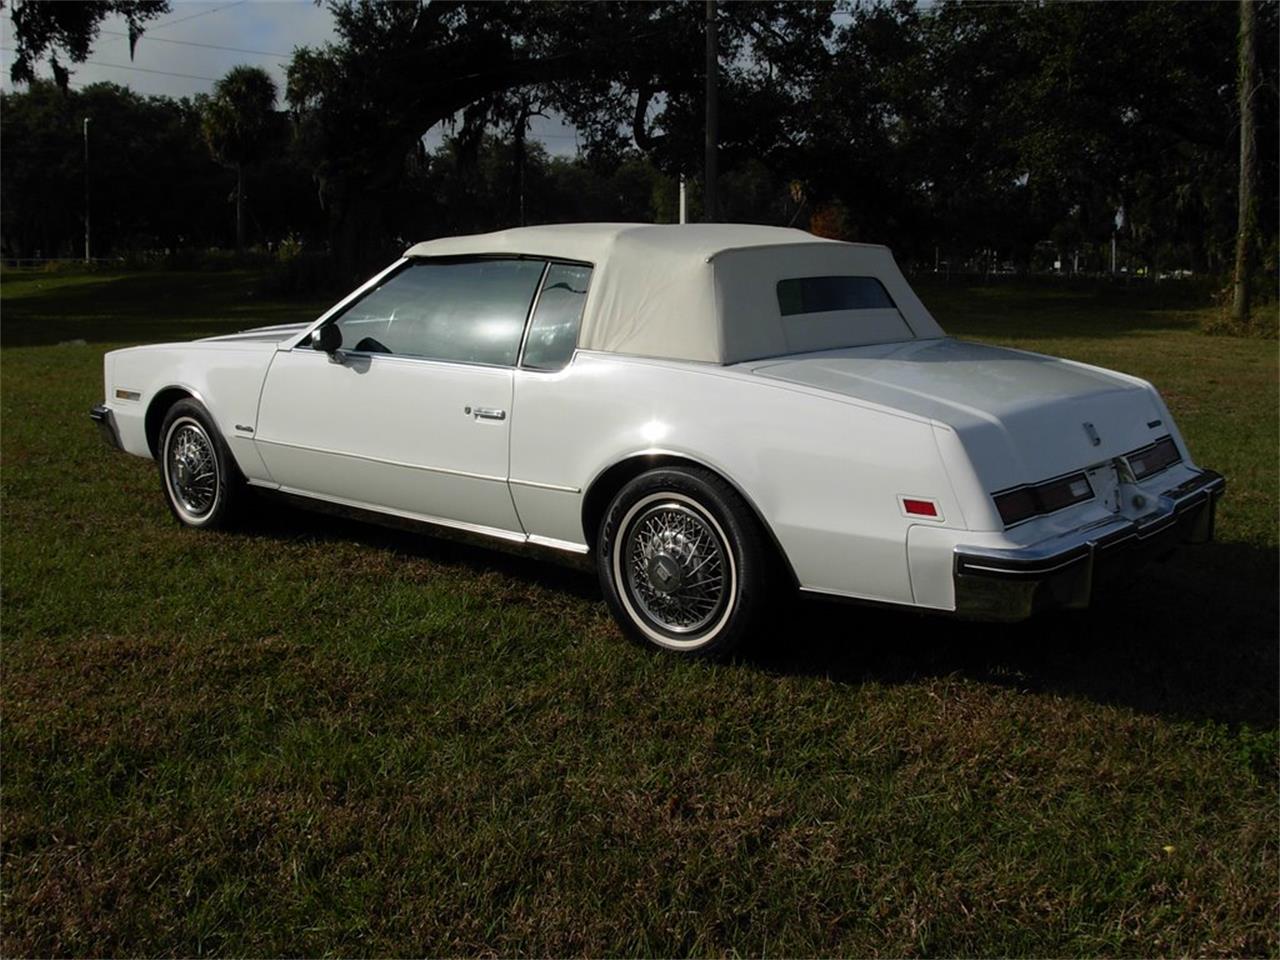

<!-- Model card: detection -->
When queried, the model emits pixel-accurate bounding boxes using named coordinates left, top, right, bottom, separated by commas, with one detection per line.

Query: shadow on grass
left=751, top=539, right=1279, bottom=729
left=243, top=491, right=602, bottom=601
left=245, top=493, right=1277, bottom=729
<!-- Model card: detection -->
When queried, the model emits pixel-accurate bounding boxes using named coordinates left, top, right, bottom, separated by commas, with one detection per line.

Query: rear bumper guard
left=953, top=468, right=1225, bottom=621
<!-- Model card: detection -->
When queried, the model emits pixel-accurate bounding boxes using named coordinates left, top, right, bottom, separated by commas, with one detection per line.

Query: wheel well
left=144, top=387, right=194, bottom=457
left=580, top=453, right=799, bottom=588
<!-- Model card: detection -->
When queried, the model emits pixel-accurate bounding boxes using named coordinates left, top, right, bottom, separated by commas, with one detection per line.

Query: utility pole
left=704, top=0, right=718, bottom=222
left=235, top=163, right=244, bottom=251
left=83, top=117, right=91, bottom=263
left=679, top=174, right=687, bottom=224
left=1232, top=0, right=1257, bottom=326
left=514, top=104, right=527, bottom=227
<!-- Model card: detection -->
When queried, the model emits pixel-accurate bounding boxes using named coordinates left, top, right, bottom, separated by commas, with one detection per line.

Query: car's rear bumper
left=953, top=468, right=1225, bottom=621
left=89, top=404, right=122, bottom=451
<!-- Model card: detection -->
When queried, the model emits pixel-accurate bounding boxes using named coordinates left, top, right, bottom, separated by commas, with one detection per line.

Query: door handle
left=468, top=406, right=507, bottom=421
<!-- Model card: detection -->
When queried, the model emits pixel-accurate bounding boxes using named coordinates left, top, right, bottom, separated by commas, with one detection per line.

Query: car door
left=254, top=257, right=547, bottom=536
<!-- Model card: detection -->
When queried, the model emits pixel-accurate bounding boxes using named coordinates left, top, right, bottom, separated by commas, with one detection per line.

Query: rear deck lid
left=748, top=338, right=1166, bottom=489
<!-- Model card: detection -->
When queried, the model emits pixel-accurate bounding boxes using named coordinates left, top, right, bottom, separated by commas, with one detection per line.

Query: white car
left=91, top=224, right=1224, bottom=655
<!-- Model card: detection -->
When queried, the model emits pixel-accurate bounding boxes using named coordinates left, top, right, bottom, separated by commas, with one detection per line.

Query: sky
left=0, top=0, right=581, bottom=155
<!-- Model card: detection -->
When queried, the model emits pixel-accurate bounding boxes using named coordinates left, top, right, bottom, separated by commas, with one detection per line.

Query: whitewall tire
left=597, top=466, right=772, bottom=657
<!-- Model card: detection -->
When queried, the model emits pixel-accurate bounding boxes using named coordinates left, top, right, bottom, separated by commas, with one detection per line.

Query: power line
left=0, top=47, right=219, bottom=82
left=146, top=1, right=248, bottom=33
left=98, top=28, right=290, bottom=60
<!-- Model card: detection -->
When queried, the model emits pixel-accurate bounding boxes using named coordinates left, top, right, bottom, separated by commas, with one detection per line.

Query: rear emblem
left=1083, top=422, right=1101, bottom=447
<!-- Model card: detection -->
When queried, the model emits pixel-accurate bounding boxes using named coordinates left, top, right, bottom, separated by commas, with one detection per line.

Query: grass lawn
left=2, top=267, right=1276, bottom=957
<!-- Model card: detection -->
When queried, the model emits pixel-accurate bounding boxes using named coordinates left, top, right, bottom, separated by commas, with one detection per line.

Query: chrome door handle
left=470, top=406, right=506, bottom=421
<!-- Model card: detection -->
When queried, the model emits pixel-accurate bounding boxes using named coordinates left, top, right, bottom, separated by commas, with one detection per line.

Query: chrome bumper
left=89, top=404, right=122, bottom=451
left=953, top=468, right=1225, bottom=621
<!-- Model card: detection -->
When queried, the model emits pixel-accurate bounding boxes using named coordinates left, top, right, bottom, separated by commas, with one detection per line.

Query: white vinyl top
left=404, top=223, right=944, bottom=364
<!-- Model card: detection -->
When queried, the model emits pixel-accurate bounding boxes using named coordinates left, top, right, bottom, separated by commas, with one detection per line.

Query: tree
left=5, top=0, right=167, bottom=89
left=0, top=80, right=228, bottom=259
left=284, top=1, right=837, bottom=277
left=200, top=66, right=279, bottom=251
left=1233, top=0, right=1258, bottom=326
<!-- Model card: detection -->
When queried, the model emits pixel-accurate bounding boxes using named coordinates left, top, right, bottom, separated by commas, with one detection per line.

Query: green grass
left=2, top=268, right=1276, bottom=957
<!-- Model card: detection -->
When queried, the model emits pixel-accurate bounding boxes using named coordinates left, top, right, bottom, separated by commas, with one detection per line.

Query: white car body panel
left=509, top=351, right=961, bottom=605
left=255, top=348, right=523, bottom=535
left=93, top=224, right=1223, bottom=622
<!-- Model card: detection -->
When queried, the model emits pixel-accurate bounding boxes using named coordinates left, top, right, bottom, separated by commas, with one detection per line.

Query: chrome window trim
left=296, top=346, right=521, bottom=374
left=517, top=260, right=595, bottom=373
left=515, top=261, right=553, bottom=370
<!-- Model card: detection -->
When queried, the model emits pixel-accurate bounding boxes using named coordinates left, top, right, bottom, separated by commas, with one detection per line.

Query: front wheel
left=596, top=466, right=772, bottom=657
left=158, top=399, right=243, bottom=529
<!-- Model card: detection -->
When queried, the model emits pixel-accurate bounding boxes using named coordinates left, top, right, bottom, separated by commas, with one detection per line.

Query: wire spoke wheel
left=616, top=494, right=734, bottom=640
left=164, top=417, right=219, bottom=522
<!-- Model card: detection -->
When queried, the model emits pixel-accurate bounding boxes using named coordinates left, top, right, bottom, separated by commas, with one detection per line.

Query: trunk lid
left=748, top=338, right=1167, bottom=490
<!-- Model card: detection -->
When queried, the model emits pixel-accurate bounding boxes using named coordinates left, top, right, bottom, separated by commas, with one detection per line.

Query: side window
left=332, top=258, right=545, bottom=366
left=521, top=263, right=592, bottom=371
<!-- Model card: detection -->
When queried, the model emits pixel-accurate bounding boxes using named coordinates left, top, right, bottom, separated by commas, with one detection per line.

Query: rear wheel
left=158, top=399, right=242, bottom=529
left=597, top=466, right=771, bottom=657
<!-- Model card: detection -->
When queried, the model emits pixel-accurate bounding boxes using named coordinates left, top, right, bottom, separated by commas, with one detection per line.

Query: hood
left=198, top=322, right=309, bottom=344
left=748, top=338, right=1169, bottom=490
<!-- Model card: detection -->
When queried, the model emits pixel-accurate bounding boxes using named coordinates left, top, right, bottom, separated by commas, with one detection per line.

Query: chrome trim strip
left=959, top=555, right=1088, bottom=578
left=508, top=477, right=581, bottom=494
left=245, top=485, right=592, bottom=559
left=253, top=436, right=508, bottom=484
left=527, top=534, right=589, bottom=554
left=274, top=486, right=528, bottom=543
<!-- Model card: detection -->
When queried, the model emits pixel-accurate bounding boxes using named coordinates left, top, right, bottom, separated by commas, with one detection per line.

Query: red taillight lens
left=1127, top=436, right=1180, bottom=480
left=993, top=472, right=1093, bottom=527
left=1036, top=473, right=1094, bottom=513
left=903, top=498, right=938, bottom=517
left=993, top=486, right=1038, bottom=525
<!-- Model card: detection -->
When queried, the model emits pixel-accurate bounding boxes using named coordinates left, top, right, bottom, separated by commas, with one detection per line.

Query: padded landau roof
left=403, top=223, right=944, bottom=365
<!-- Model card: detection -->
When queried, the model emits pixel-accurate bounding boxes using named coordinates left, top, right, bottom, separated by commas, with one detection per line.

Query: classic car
left=91, top=223, right=1224, bottom=655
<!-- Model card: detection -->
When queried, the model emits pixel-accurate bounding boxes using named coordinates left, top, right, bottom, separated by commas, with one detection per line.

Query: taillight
left=993, top=472, right=1093, bottom=527
left=993, top=486, right=1038, bottom=525
left=1127, top=436, right=1181, bottom=480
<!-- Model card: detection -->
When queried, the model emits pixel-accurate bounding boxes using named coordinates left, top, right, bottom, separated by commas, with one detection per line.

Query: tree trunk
left=1232, top=0, right=1257, bottom=326
left=704, top=0, right=718, bottom=222
left=235, top=162, right=244, bottom=252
